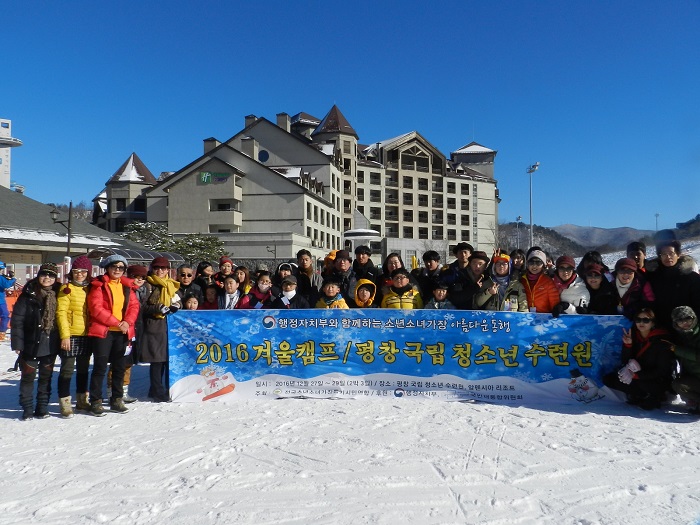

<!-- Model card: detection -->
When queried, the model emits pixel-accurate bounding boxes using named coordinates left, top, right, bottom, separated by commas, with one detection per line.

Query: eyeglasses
left=586, top=273, right=602, bottom=279
left=180, top=273, right=193, bottom=277
left=38, top=272, right=57, bottom=278
left=109, top=265, right=126, bottom=271
left=635, top=317, right=653, bottom=324
left=557, top=266, right=574, bottom=272
left=527, top=260, right=544, bottom=267
left=659, top=251, right=677, bottom=258
left=392, top=275, right=409, bottom=280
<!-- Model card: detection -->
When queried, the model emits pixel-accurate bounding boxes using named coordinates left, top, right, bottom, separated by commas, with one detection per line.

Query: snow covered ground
left=2, top=243, right=700, bottom=525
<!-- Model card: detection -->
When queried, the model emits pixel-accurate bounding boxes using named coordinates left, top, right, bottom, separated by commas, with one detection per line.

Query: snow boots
left=59, top=396, right=74, bottom=419
left=75, top=393, right=91, bottom=412
left=110, top=397, right=129, bottom=414
left=90, top=399, right=106, bottom=417
left=122, top=385, right=137, bottom=404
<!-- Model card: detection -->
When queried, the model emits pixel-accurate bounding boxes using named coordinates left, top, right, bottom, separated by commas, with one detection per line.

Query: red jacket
left=521, top=272, right=560, bottom=313
left=87, top=275, right=140, bottom=339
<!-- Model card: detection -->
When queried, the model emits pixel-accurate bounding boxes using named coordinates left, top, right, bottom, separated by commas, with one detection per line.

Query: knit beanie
left=71, top=255, right=92, bottom=272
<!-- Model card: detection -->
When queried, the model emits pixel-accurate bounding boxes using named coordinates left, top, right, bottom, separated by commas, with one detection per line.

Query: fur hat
left=672, top=306, right=698, bottom=332
left=39, top=262, right=59, bottom=276
left=127, top=265, right=148, bottom=278
left=99, top=255, right=127, bottom=269
left=71, top=255, right=92, bottom=272
left=556, top=255, right=576, bottom=269
left=615, top=258, right=637, bottom=272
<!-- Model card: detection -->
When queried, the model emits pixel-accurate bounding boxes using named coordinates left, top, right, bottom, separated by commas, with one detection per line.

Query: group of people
left=10, top=255, right=179, bottom=420
left=7, top=227, right=700, bottom=418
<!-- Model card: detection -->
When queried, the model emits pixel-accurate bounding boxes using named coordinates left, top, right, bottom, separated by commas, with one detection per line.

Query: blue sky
left=3, top=1, right=699, bottom=231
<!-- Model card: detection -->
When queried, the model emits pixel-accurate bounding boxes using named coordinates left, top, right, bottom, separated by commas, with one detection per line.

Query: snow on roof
left=362, top=133, right=413, bottom=155
left=270, top=167, right=303, bottom=179
left=452, top=142, right=495, bottom=154
left=318, top=143, right=335, bottom=156
left=108, top=153, right=157, bottom=185
left=0, top=228, right=120, bottom=247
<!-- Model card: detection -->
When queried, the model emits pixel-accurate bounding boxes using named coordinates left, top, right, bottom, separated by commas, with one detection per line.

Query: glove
left=575, top=305, right=588, bottom=314
left=159, top=305, right=170, bottom=315
left=169, top=304, right=180, bottom=314
left=552, top=302, right=569, bottom=318
left=6, top=271, right=14, bottom=279
left=618, top=367, right=634, bottom=385
left=626, top=359, right=641, bottom=373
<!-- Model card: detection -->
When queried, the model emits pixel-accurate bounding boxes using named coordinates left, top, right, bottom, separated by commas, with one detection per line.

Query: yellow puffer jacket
left=380, top=288, right=424, bottom=309
left=56, top=282, right=90, bottom=339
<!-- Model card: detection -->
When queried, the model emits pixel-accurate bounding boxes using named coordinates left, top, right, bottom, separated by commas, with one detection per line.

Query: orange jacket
left=520, top=273, right=560, bottom=313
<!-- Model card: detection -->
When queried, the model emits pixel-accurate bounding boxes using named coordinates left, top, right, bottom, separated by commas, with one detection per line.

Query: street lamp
left=50, top=201, right=73, bottom=257
left=655, top=213, right=660, bottom=232
left=516, top=215, right=522, bottom=249
left=526, top=163, right=539, bottom=248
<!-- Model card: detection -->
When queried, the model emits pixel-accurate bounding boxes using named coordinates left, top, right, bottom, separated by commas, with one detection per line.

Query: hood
left=354, top=278, right=377, bottom=307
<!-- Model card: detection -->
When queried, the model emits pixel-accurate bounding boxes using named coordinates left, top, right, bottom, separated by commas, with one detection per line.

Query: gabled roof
left=107, top=153, right=157, bottom=185
left=311, top=105, right=358, bottom=139
left=290, top=112, right=321, bottom=126
left=452, top=142, right=496, bottom=155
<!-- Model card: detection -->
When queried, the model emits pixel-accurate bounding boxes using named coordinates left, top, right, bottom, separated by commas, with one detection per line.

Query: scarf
left=147, top=274, right=180, bottom=319
left=615, top=278, right=632, bottom=299
left=322, top=293, right=344, bottom=306
left=492, top=274, right=510, bottom=304
left=39, top=285, right=57, bottom=334
left=390, top=284, right=413, bottom=296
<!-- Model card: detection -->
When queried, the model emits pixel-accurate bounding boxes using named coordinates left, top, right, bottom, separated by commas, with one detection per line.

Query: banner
left=167, top=309, right=630, bottom=406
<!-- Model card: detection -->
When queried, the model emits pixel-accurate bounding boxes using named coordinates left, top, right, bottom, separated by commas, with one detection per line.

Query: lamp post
left=516, top=215, right=522, bottom=249
left=655, top=213, right=660, bottom=232
left=50, top=201, right=72, bottom=257
left=526, top=163, right=539, bottom=248
left=266, top=245, right=277, bottom=263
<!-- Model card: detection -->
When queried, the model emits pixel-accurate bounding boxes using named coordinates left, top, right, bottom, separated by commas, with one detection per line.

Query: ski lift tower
left=0, top=118, right=23, bottom=189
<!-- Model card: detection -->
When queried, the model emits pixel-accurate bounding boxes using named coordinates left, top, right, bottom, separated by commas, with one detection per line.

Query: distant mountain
left=552, top=224, right=654, bottom=251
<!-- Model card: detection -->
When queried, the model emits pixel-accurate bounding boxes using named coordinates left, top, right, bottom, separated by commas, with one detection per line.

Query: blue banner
left=167, top=310, right=630, bottom=406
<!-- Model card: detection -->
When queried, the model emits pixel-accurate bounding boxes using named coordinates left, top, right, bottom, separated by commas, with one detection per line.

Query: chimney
left=203, top=137, right=220, bottom=154
left=244, top=114, right=257, bottom=128
left=241, top=136, right=259, bottom=160
left=276, top=112, right=290, bottom=132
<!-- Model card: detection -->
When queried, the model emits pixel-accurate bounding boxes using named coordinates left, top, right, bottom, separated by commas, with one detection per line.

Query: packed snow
left=2, top=243, right=700, bottom=524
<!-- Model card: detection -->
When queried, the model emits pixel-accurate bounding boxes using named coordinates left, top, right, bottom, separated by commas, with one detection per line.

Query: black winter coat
left=10, top=279, right=61, bottom=359
left=647, top=255, right=700, bottom=330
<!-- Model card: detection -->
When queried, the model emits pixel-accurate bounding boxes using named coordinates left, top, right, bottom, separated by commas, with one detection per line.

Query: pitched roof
left=452, top=142, right=496, bottom=155
left=311, top=105, right=358, bottom=138
left=290, top=112, right=321, bottom=126
left=107, top=153, right=157, bottom=185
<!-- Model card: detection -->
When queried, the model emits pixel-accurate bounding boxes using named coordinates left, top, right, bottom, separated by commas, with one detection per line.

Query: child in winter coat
left=315, top=278, right=349, bottom=309
left=380, top=268, right=424, bottom=309
left=354, top=279, right=378, bottom=308
left=237, top=271, right=274, bottom=309
left=424, top=283, right=456, bottom=310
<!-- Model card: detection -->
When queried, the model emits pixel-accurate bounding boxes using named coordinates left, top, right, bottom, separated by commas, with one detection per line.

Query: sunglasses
left=109, top=265, right=126, bottom=271
left=180, top=273, right=193, bottom=277
left=558, top=266, right=574, bottom=272
left=635, top=317, right=652, bottom=324
left=38, top=272, right=57, bottom=278
left=586, top=273, right=602, bottom=279
left=527, top=260, right=544, bottom=266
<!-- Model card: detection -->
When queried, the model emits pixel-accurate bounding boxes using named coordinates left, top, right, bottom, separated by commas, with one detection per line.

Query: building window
left=370, top=172, right=381, bottom=185
left=418, top=195, right=429, bottom=207
left=403, top=176, right=413, bottom=189
left=418, top=227, right=428, bottom=239
left=461, top=215, right=470, bottom=226
left=447, top=182, right=456, bottom=194
left=357, top=170, right=364, bottom=183
left=307, top=203, right=312, bottom=219
left=432, top=227, right=443, bottom=239
left=370, top=207, right=382, bottom=220
left=370, top=224, right=381, bottom=235
left=343, top=180, right=352, bottom=195
left=418, top=178, right=429, bottom=191
left=418, top=211, right=428, bottom=223
left=134, top=197, right=146, bottom=212
left=357, top=188, right=364, bottom=201
left=461, top=199, right=470, bottom=211
left=370, top=190, right=381, bottom=203
left=447, top=197, right=456, bottom=209
left=461, top=184, right=470, bottom=195
left=447, top=229, right=456, bottom=240
left=461, top=230, right=470, bottom=241
left=343, top=199, right=351, bottom=214
left=403, top=193, right=413, bottom=205
left=343, top=140, right=351, bottom=154
left=403, top=210, right=413, bottom=222
left=403, top=226, right=414, bottom=238
left=115, top=198, right=127, bottom=212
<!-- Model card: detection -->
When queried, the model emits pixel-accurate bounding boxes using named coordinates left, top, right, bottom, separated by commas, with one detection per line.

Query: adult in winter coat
left=0, top=260, right=17, bottom=341
left=55, top=255, right=93, bottom=418
left=11, top=262, right=61, bottom=420
left=551, top=255, right=590, bottom=317
left=473, top=254, right=528, bottom=312
left=174, top=264, right=203, bottom=305
left=602, top=308, right=676, bottom=410
left=269, top=275, right=310, bottom=309
left=611, top=257, right=655, bottom=320
left=376, top=252, right=419, bottom=306
left=296, top=250, right=322, bottom=306
left=140, top=256, right=180, bottom=403
left=380, top=268, right=424, bottom=309
left=647, top=239, right=700, bottom=330
left=583, top=263, right=619, bottom=315
left=87, top=255, right=140, bottom=415
left=352, top=245, right=380, bottom=283
left=411, top=250, right=443, bottom=299
left=670, top=306, right=700, bottom=413
left=520, top=250, right=559, bottom=313
left=213, top=255, right=236, bottom=289
left=442, top=250, right=489, bottom=310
